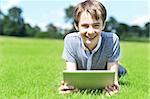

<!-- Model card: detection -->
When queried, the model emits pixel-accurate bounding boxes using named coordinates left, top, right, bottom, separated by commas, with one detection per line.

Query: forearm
left=107, top=62, right=119, bottom=85
left=66, top=62, right=77, bottom=70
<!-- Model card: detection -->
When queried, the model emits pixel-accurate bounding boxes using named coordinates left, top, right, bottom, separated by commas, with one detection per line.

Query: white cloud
left=1, top=0, right=21, bottom=12
left=132, top=15, right=150, bottom=26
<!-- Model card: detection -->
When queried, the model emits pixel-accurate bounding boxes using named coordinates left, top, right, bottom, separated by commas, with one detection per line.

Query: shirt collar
left=78, top=32, right=101, bottom=53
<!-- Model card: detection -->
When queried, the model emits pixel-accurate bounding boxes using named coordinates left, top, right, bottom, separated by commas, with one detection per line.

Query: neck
left=85, top=43, right=97, bottom=51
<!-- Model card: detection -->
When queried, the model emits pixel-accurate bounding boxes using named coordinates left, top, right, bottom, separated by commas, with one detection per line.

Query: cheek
left=79, top=27, right=86, bottom=32
left=79, top=28, right=87, bottom=35
left=95, top=29, right=101, bottom=33
left=80, top=28, right=101, bottom=33
left=79, top=27, right=101, bottom=36
left=80, top=32, right=86, bottom=38
left=93, top=29, right=101, bottom=36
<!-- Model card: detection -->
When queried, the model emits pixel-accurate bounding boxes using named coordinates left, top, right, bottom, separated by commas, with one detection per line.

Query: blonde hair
left=74, top=0, right=107, bottom=26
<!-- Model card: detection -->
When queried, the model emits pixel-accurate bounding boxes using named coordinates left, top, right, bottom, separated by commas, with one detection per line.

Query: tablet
left=63, top=70, right=115, bottom=89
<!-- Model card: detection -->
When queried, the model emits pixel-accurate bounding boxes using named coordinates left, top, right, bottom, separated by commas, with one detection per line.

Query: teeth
left=85, top=35, right=96, bottom=40
left=88, top=36, right=95, bottom=39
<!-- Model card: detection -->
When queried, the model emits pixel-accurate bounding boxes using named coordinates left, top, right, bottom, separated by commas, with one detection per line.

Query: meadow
left=0, top=36, right=149, bottom=99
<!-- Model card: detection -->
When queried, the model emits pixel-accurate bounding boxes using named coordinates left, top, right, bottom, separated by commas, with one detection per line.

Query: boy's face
left=77, top=11, right=104, bottom=50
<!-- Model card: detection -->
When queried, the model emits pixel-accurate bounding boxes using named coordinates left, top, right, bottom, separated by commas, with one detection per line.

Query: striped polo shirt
left=62, top=31, right=120, bottom=70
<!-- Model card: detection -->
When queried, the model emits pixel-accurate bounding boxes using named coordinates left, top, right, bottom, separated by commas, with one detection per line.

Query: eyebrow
left=93, top=22, right=101, bottom=24
left=80, top=22, right=101, bottom=25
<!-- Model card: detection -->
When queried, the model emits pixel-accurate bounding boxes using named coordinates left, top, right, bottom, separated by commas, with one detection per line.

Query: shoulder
left=101, top=31, right=119, bottom=39
left=64, top=32, right=80, bottom=41
left=101, top=31, right=119, bottom=42
left=64, top=32, right=81, bottom=47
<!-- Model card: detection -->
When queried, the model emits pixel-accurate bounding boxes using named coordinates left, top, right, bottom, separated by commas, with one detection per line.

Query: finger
left=64, top=82, right=69, bottom=86
left=105, top=92, right=111, bottom=97
left=60, top=84, right=75, bottom=91
left=113, top=90, right=119, bottom=94
left=59, top=85, right=67, bottom=91
left=59, top=88, right=78, bottom=94
left=112, top=85, right=120, bottom=94
left=104, top=89, right=116, bottom=96
left=103, top=89, right=111, bottom=97
left=109, top=88, right=119, bottom=96
left=113, top=84, right=120, bottom=91
left=68, top=85, right=75, bottom=90
left=108, top=91, right=115, bottom=96
left=109, top=85, right=116, bottom=91
left=104, top=85, right=117, bottom=96
left=59, top=90, right=72, bottom=94
left=108, top=87, right=119, bottom=96
left=105, top=85, right=114, bottom=92
left=107, top=84, right=119, bottom=91
left=64, top=83, right=75, bottom=90
left=59, top=84, right=69, bottom=91
left=61, top=84, right=71, bottom=91
left=104, top=87, right=111, bottom=94
left=114, top=84, right=118, bottom=89
left=61, top=80, right=65, bottom=85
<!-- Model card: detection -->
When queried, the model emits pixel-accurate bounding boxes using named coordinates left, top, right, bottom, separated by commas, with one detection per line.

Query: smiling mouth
left=86, top=36, right=96, bottom=40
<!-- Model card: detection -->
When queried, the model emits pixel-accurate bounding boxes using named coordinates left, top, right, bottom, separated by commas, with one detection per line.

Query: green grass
left=0, top=36, right=149, bottom=99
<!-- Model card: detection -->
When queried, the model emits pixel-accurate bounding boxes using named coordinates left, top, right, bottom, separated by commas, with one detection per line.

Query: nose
left=87, top=26, right=95, bottom=37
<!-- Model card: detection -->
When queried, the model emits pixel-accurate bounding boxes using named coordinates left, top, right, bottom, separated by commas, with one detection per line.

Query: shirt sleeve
left=107, top=34, right=120, bottom=63
left=62, top=35, right=76, bottom=63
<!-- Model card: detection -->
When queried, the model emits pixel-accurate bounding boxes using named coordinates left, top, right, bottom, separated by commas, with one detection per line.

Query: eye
left=81, top=24, right=89, bottom=28
left=93, top=24, right=100, bottom=28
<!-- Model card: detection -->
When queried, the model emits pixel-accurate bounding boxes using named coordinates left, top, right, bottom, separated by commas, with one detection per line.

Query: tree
left=3, top=7, right=26, bottom=36
left=0, top=9, right=4, bottom=35
left=64, top=5, right=76, bottom=33
left=2, top=15, right=13, bottom=35
left=144, top=22, right=150, bottom=37
left=25, top=23, right=40, bottom=37
left=129, top=25, right=142, bottom=37
left=64, top=5, right=74, bottom=23
left=8, top=7, right=22, bottom=23
left=105, top=17, right=119, bottom=33
left=45, top=23, right=63, bottom=39
left=116, top=23, right=130, bottom=39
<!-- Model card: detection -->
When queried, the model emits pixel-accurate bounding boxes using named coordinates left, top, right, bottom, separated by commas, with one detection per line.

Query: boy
left=59, top=0, right=126, bottom=96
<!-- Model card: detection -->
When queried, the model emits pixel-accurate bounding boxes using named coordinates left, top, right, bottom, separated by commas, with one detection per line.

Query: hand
left=59, top=81, right=78, bottom=94
left=103, top=84, right=120, bottom=97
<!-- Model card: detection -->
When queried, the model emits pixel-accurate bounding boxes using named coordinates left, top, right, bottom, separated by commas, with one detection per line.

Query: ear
left=102, top=22, right=106, bottom=30
left=74, top=22, right=79, bottom=31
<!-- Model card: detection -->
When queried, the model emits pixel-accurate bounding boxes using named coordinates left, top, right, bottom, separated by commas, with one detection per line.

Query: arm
left=59, top=34, right=78, bottom=94
left=104, top=34, right=120, bottom=96
left=107, top=34, right=120, bottom=85
left=66, top=62, right=77, bottom=70
left=59, top=62, right=77, bottom=94
left=104, top=62, right=120, bottom=96
left=107, top=62, right=119, bottom=85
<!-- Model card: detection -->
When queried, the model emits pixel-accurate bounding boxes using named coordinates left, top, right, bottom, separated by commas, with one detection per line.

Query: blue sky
left=1, top=0, right=149, bottom=31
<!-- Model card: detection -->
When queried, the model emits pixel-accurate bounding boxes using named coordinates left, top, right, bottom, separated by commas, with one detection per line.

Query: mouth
left=86, top=36, right=96, bottom=40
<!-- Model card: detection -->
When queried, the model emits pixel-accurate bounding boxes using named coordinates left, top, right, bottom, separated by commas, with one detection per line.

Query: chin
left=85, top=40, right=93, bottom=45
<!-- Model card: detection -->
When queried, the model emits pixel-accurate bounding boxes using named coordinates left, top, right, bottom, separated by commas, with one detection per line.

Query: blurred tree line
left=0, top=6, right=149, bottom=40
left=0, top=7, right=63, bottom=39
